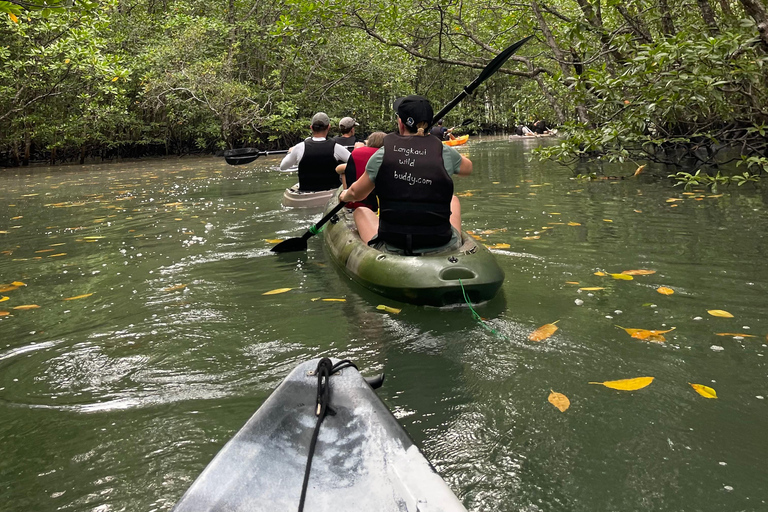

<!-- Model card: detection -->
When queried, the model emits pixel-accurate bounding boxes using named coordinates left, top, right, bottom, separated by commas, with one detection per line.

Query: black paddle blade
left=224, top=148, right=262, bottom=166
left=471, top=35, right=534, bottom=92
left=270, top=236, right=308, bottom=253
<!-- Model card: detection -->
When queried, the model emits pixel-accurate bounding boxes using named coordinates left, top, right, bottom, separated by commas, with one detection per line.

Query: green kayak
left=322, top=195, right=505, bottom=306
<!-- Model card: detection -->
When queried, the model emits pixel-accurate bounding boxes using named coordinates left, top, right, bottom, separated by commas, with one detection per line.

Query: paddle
left=223, top=148, right=289, bottom=166
left=430, top=35, right=534, bottom=129
left=271, top=35, right=532, bottom=254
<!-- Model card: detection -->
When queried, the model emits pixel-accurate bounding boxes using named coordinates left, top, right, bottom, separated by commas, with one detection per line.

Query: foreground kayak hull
left=172, top=359, right=467, bottom=512
left=443, top=134, right=469, bottom=146
left=283, top=183, right=336, bottom=208
left=322, top=196, right=505, bottom=306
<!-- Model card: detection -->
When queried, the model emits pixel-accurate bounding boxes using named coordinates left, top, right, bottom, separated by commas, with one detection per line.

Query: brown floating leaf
left=657, top=286, right=675, bottom=295
left=689, top=383, right=717, bottom=399
left=0, top=311, right=10, bottom=316
left=548, top=390, right=570, bottom=412
left=707, top=309, right=734, bottom=318
left=589, top=376, right=654, bottom=391
left=63, top=293, right=94, bottom=301
left=567, top=222, right=581, bottom=226
left=263, top=288, right=292, bottom=295
left=621, top=269, right=656, bottom=275
left=633, top=165, right=645, bottom=177
left=529, top=320, right=560, bottom=342
left=13, top=304, right=40, bottom=310
left=163, top=284, right=187, bottom=292
left=616, top=326, right=675, bottom=342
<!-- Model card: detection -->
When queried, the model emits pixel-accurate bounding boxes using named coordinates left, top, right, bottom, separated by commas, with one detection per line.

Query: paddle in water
left=271, top=35, right=532, bottom=254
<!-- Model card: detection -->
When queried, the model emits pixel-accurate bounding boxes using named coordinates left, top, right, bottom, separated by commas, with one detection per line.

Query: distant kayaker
left=335, top=131, right=386, bottom=211
left=280, top=112, right=350, bottom=191
left=339, top=95, right=472, bottom=254
left=533, top=119, right=551, bottom=134
left=334, top=116, right=360, bottom=150
left=429, top=119, right=453, bottom=141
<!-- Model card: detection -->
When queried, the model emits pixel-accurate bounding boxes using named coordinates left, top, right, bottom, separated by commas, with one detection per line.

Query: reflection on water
left=1, top=142, right=767, bottom=511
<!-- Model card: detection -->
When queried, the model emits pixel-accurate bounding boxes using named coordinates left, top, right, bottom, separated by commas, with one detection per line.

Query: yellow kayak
left=442, top=134, right=469, bottom=146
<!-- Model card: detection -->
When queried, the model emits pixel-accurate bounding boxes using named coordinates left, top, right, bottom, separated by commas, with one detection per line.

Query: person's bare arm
left=339, top=172, right=374, bottom=202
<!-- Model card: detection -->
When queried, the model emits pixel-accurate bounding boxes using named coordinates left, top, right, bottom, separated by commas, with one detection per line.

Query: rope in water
left=458, top=278, right=507, bottom=339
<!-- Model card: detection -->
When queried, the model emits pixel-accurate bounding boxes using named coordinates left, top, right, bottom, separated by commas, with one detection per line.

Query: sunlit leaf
left=657, top=286, right=675, bottom=295
left=487, top=243, right=510, bottom=249
left=666, top=198, right=683, bottom=202
left=263, top=288, right=292, bottom=295
left=565, top=281, right=580, bottom=285
left=689, top=383, right=717, bottom=399
left=63, top=293, right=94, bottom=301
left=163, top=284, right=187, bottom=292
left=321, top=298, right=346, bottom=302
left=715, top=333, right=755, bottom=338
left=377, top=305, right=401, bottom=314
left=589, top=376, right=654, bottom=391
left=522, top=235, right=540, bottom=240
left=707, top=309, right=734, bottom=318
left=0, top=295, right=7, bottom=302
left=529, top=320, right=560, bottom=342
left=621, top=269, right=656, bottom=275
left=13, top=305, right=40, bottom=310
left=616, top=326, right=676, bottom=341
left=578, top=287, right=605, bottom=291
left=48, top=253, right=66, bottom=257
left=610, top=273, right=633, bottom=280
left=548, top=390, right=570, bottom=412
left=0, top=285, right=19, bottom=293
left=594, top=271, right=606, bottom=276
left=567, top=222, right=581, bottom=226
left=633, top=165, right=645, bottom=177
left=11, top=281, right=25, bottom=286
left=83, top=236, right=106, bottom=240
left=9, top=12, right=18, bottom=23
left=603, top=219, right=613, bottom=222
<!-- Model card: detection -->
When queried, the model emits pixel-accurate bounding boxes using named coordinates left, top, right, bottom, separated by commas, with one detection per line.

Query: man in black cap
left=339, top=95, right=472, bottom=254
left=280, top=112, right=350, bottom=191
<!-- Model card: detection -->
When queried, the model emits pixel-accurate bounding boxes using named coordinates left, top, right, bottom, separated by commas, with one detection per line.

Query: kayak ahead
left=322, top=194, right=505, bottom=306
left=443, top=134, right=469, bottom=147
left=171, top=358, right=468, bottom=512
left=283, top=183, right=337, bottom=208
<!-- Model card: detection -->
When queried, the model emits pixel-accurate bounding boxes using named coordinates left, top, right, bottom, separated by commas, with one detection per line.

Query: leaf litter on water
left=263, top=288, right=292, bottom=295
left=689, top=383, right=717, bottom=399
left=529, top=320, right=560, bottom=342
left=708, top=309, right=734, bottom=318
left=589, top=376, right=654, bottom=391
left=548, top=390, right=570, bottom=412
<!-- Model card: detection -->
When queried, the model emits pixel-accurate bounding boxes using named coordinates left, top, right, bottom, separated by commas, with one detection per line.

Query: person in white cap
left=280, top=112, right=350, bottom=191
left=334, top=117, right=360, bottom=150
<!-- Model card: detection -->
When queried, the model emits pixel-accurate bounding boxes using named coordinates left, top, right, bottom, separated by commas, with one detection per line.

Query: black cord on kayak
left=298, top=358, right=358, bottom=512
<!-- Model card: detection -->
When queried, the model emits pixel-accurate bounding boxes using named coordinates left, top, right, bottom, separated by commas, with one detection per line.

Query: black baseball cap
left=393, top=95, right=433, bottom=128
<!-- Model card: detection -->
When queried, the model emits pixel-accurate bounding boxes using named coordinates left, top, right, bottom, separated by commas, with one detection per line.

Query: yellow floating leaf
left=83, top=236, right=106, bottom=240
left=0, top=311, right=9, bottom=316
left=35, top=249, right=55, bottom=253
left=594, top=271, right=606, bottom=276
left=589, top=376, right=654, bottom=391
left=48, top=253, right=66, bottom=257
left=0, top=285, right=19, bottom=293
left=707, top=309, right=734, bottom=318
left=621, top=269, right=656, bottom=275
left=616, top=326, right=676, bottom=340
left=567, top=222, right=581, bottom=226
left=666, top=198, right=683, bottom=202
left=548, top=390, right=570, bottom=412
left=633, top=209, right=643, bottom=213
left=63, top=293, right=94, bottom=301
left=0, top=296, right=7, bottom=302
left=163, top=284, right=187, bottom=292
left=549, top=212, right=561, bottom=215
left=708, top=194, right=723, bottom=198
left=377, top=305, right=401, bottom=314
left=322, top=298, right=346, bottom=302
left=633, top=164, right=645, bottom=177
left=689, top=383, right=717, bottom=399
left=11, top=281, right=25, bottom=286
left=610, top=273, right=633, bottom=280
left=715, top=333, right=755, bottom=338
left=565, top=281, right=579, bottom=285
left=578, top=287, right=605, bottom=291
left=603, top=219, right=613, bottom=222
left=266, top=239, right=283, bottom=244
left=263, top=288, right=292, bottom=295
left=529, top=320, right=560, bottom=342
left=13, top=304, right=40, bottom=310
left=522, top=235, right=540, bottom=240
left=657, top=286, right=674, bottom=295
left=487, top=243, right=510, bottom=249
left=456, top=192, right=473, bottom=197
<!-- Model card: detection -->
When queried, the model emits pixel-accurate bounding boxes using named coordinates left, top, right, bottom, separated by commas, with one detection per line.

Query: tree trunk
left=658, top=0, right=677, bottom=37
left=615, top=5, right=654, bottom=43
left=739, top=0, right=768, bottom=47
left=718, top=0, right=733, bottom=17
left=696, top=0, right=721, bottom=35
left=23, top=130, right=31, bottom=166
left=574, top=0, right=623, bottom=70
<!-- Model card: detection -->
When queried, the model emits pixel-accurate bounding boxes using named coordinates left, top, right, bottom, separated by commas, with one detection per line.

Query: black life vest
left=344, top=146, right=378, bottom=210
left=334, top=135, right=356, bottom=150
left=298, top=138, right=340, bottom=191
left=375, top=133, right=454, bottom=251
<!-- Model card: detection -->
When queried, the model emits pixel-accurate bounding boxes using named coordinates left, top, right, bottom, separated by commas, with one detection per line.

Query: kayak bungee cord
left=458, top=279, right=507, bottom=339
left=298, top=358, right=358, bottom=512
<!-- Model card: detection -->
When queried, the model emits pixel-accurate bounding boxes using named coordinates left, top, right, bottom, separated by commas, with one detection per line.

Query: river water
left=1, top=137, right=767, bottom=512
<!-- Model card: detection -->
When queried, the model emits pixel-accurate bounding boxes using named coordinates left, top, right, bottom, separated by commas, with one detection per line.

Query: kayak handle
left=364, top=372, right=386, bottom=390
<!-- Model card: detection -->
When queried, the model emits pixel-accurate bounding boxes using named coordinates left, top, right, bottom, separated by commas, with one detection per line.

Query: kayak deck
left=323, top=196, right=504, bottom=306
left=172, top=359, right=467, bottom=512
